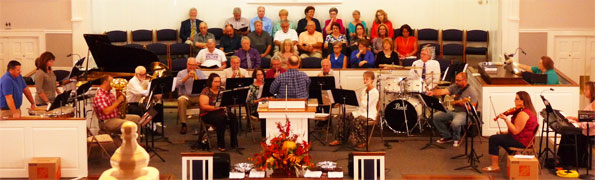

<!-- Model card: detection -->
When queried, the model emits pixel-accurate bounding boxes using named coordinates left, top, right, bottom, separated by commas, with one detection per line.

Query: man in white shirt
left=273, top=20, right=298, bottom=53
left=196, top=39, right=227, bottom=69
left=224, top=7, right=250, bottom=35
left=222, top=56, right=250, bottom=84
left=409, top=46, right=441, bottom=89
left=125, top=66, right=150, bottom=116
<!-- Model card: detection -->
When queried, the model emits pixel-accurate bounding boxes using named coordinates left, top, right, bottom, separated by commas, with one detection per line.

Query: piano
left=81, top=34, right=159, bottom=83
left=540, top=109, right=582, bottom=135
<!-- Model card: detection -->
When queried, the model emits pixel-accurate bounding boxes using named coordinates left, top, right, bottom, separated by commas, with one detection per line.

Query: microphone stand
left=366, top=88, right=370, bottom=152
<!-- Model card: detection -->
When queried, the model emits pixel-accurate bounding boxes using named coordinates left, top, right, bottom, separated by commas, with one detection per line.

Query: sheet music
left=171, top=77, right=178, bottom=92
left=248, top=170, right=265, bottom=178
left=327, top=171, right=343, bottom=178
left=303, top=170, right=322, bottom=178
left=228, top=172, right=245, bottom=179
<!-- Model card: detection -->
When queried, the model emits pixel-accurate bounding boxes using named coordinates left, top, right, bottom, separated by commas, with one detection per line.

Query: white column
left=499, top=0, right=520, bottom=63
left=71, top=0, right=94, bottom=67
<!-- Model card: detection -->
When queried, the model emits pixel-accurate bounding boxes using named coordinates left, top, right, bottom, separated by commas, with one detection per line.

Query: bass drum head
left=384, top=99, right=419, bottom=133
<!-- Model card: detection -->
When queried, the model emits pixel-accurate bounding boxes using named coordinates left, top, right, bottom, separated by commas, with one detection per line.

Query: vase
left=270, top=168, right=297, bottom=178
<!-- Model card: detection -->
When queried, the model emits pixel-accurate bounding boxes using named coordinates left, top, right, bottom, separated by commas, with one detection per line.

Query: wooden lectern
left=257, top=99, right=316, bottom=144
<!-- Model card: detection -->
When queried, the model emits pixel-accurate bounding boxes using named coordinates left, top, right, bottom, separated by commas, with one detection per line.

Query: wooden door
left=7, top=37, right=38, bottom=75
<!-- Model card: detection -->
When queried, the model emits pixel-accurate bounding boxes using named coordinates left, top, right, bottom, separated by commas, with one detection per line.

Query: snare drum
left=383, top=77, right=405, bottom=93
left=28, top=106, right=74, bottom=118
left=384, top=97, right=424, bottom=133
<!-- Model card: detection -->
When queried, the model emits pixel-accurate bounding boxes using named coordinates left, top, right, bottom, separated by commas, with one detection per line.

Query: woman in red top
left=483, top=91, right=538, bottom=172
left=370, top=9, right=393, bottom=40
left=394, top=24, right=418, bottom=59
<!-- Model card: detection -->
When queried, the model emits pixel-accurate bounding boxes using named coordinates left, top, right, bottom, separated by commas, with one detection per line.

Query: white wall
left=90, top=0, right=494, bottom=33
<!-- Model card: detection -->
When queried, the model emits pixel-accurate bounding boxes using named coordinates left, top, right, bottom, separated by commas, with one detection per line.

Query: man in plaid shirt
left=270, top=55, right=310, bottom=99
left=93, top=75, right=140, bottom=133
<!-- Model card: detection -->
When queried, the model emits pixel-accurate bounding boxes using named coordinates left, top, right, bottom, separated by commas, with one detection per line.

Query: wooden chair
left=366, top=100, right=383, bottom=146
left=352, top=152, right=386, bottom=180
left=181, top=152, right=214, bottom=180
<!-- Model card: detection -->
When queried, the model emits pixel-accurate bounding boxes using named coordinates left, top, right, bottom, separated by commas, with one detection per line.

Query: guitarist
left=426, top=72, right=478, bottom=147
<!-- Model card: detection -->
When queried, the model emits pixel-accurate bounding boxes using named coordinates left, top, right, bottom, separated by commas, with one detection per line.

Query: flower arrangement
left=250, top=119, right=313, bottom=175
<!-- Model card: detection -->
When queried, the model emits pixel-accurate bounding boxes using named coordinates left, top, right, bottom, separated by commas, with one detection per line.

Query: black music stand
left=147, top=76, right=173, bottom=144
left=48, top=90, right=72, bottom=111
left=454, top=101, right=483, bottom=173
left=308, top=76, right=336, bottom=145
left=579, top=110, right=595, bottom=179
left=191, top=79, right=208, bottom=94
left=218, top=87, right=250, bottom=155
left=418, top=93, right=446, bottom=150
left=330, top=89, right=360, bottom=152
left=538, top=94, right=557, bottom=169
left=261, top=78, right=275, bottom=97
left=72, top=82, right=92, bottom=117
left=139, top=107, right=165, bottom=162
left=225, top=78, right=253, bottom=90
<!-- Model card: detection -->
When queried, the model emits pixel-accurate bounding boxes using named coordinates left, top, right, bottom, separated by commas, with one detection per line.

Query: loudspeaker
left=213, top=153, right=230, bottom=178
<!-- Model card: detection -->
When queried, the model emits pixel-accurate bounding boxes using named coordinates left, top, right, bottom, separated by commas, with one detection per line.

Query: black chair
left=106, top=30, right=127, bottom=44
left=402, top=58, right=416, bottom=67
left=436, top=59, right=451, bottom=74
left=171, top=58, right=188, bottom=72
left=393, top=29, right=402, bottom=39
left=442, top=62, right=468, bottom=82
left=170, top=43, right=192, bottom=71
left=417, top=28, right=439, bottom=41
left=465, top=30, right=489, bottom=61
left=301, top=57, right=322, bottom=68
left=123, top=43, right=144, bottom=49
left=260, top=57, right=271, bottom=69
left=442, top=29, right=464, bottom=61
left=156, top=29, right=178, bottom=42
left=208, top=28, right=224, bottom=40
left=146, top=43, right=168, bottom=64
left=53, top=70, right=70, bottom=83
left=131, top=29, right=153, bottom=43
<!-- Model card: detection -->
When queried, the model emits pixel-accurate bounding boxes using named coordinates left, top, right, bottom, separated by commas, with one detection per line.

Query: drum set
left=376, top=70, right=446, bottom=136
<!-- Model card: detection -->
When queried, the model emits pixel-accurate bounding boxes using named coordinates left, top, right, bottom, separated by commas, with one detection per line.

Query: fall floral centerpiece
left=250, top=120, right=313, bottom=177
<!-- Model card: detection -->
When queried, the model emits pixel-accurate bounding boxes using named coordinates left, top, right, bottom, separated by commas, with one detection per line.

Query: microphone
left=540, top=88, right=554, bottom=112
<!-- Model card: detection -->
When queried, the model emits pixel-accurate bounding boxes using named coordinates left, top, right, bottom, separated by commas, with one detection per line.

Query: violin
left=494, top=106, right=522, bottom=121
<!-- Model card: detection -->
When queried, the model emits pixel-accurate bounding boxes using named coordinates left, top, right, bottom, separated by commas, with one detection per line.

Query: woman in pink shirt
left=558, top=81, right=595, bottom=167
left=323, top=7, right=345, bottom=38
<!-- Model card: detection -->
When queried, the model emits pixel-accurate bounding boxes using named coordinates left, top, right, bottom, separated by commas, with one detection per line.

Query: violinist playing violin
left=482, top=91, right=539, bottom=172
left=426, top=72, right=478, bottom=147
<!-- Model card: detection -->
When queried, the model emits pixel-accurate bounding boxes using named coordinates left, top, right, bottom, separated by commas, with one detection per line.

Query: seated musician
left=483, top=91, right=538, bottom=172
left=329, top=71, right=378, bottom=148
left=269, top=55, right=310, bottom=99
left=318, top=59, right=340, bottom=89
left=246, top=68, right=268, bottom=137
left=199, top=73, right=238, bottom=152
left=222, top=56, right=250, bottom=84
left=0, top=60, right=36, bottom=118
left=125, top=66, right=150, bottom=116
left=265, top=56, right=286, bottom=78
left=176, top=58, right=207, bottom=134
left=33, top=52, right=62, bottom=106
left=196, top=39, right=227, bottom=69
left=409, top=45, right=440, bottom=88
left=92, top=75, right=141, bottom=134
left=427, top=72, right=478, bottom=147
left=516, top=56, right=560, bottom=85
left=557, top=81, right=595, bottom=167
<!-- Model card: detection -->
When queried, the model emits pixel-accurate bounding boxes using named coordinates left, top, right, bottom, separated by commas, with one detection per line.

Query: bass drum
left=384, top=98, right=423, bottom=133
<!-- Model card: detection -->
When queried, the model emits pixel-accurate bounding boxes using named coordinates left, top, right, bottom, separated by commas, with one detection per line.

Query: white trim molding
left=44, top=30, right=73, bottom=34
left=545, top=30, right=595, bottom=58
left=0, top=30, right=47, bottom=53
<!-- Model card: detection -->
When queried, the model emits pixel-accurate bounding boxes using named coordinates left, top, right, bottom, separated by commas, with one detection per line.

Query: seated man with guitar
left=426, top=72, right=478, bottom=147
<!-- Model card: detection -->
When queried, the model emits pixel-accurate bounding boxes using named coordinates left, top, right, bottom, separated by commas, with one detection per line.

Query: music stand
left=139, top=107, right=165, bottom=162
left=68, top=58, right=86, bottom=80
left=191, top=79, right=208, bottom=94
left=72, top=82, right=92, bottom=117
left=48, top=90, right=72, bottom=111
left=261, top=78, right=275, bottom=97
left=146, top=76, right=173, bottom=144
left=217, top=87, right=250, bottom=155
left=308, top=76, right=336, bottom=145
left=330, top=89, right=360, bottom=152
left=454, top=101, right=483, bottom=173
left=417, top=93, right=446, bottom=150
left=225, top=78, right=253, bottom=90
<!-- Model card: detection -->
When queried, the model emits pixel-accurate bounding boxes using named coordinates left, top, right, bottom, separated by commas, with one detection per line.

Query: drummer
left=0, top=60, right=36, bottom=118
left=33, top=52, right=62, bottom=106
left=408, top=45, right=440, bottom=89
left=426, top=72, right=478, bottom=147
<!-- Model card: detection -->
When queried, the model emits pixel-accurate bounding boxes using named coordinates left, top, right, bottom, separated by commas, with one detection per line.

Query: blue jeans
left=432, top=111, right=467, bottom=140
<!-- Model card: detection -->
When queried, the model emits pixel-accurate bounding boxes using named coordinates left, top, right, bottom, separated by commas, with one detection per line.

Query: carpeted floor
left=84, top=106, right=574, bottom=179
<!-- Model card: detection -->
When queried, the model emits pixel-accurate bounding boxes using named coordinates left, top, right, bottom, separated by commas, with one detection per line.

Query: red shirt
left=93, top=88, right=118, bottom=120
left=512, top=108, right=538, bottom=147
left=265, top=68, right=287, bottom=78
left=395, top=36, right=417, bottom=56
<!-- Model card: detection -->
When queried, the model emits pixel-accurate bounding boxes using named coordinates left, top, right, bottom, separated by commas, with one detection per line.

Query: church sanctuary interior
left=2, top=0, right=595, bottom=179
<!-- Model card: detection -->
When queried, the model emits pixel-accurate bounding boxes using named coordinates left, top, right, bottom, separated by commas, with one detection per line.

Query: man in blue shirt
left=270, top=55, right=310, bottom=99
left=249, top=6, right=273, bottom=35
left=0, top=60, right=36, bottom=118
left=518, top=56, right=560, bottom=85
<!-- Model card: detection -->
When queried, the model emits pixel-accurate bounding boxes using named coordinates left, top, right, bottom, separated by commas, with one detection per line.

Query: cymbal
left=379, top=64, right=403, bottom=68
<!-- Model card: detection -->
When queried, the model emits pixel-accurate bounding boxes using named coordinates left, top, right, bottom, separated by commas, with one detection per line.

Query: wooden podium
left=257, top=99, right=316, bottom=144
